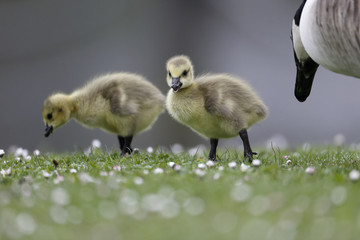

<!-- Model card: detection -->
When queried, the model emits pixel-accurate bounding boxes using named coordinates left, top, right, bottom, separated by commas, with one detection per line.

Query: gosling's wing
left=198, top=74, right=266, bottom=120
left=205, top=93, right=232, bottom=117
left=198, top=82, right=232, bottom=117
left=109, top=94, right=139, bottom=116
left=101, top=84, right=138, bottom=116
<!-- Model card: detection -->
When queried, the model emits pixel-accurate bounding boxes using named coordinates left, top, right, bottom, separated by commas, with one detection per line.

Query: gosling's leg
left=208, top=138, right=219, bottom=161
left=117, top=136, right=125, bottom=151
left=120, top=136, right=133, bottom=156
left=239, top=129, right=257, bottom=162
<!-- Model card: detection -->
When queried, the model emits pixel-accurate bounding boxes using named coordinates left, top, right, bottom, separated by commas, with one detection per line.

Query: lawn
left=1, top=144, right=360, bottom=240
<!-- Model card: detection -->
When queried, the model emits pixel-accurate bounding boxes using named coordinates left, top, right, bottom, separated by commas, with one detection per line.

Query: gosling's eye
left=47, top=113, right=53, bottom=120
left=182, top=70, right=188, bottom=77
left=168, top=71, right=172, bottom=78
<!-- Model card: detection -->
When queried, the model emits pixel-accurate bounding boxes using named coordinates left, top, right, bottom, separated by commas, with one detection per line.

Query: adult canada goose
left=42, top=72, right=165, bottom=156
left=291, top=0, right=360, bottom=102
left=166, top=55, right=267, bottom=161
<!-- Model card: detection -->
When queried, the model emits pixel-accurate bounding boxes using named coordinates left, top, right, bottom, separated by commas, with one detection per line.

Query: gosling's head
left=42, top=93, right=72, bottom=137
left=166, top=55, right=194, bottom=92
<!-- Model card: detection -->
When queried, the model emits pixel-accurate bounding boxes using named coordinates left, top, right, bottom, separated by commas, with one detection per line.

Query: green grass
left=1, top=146, right=360, bottom=240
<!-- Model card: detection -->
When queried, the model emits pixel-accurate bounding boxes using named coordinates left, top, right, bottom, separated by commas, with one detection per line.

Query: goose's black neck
left=294, top=0, right=307, bottom=26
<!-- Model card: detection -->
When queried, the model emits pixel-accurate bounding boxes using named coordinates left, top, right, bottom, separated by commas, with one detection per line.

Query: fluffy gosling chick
left=42, top=72, right=165, bottom=156
left=166, top=55, right=267, bottom=161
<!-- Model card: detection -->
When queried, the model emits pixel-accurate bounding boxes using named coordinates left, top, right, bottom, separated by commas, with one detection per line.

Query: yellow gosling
left=42, top=72, right=165, bottom=156
left=166, top=55, right=267, bottom=161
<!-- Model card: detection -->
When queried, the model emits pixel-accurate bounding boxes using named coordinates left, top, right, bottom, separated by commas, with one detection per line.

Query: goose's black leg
left=239, top=129, right=256, bottom=162
left=120, top=136, right=133, bottom=156
left=117, top=136, right=125, bottom=151
left=208, top=138, right=218, bottom=161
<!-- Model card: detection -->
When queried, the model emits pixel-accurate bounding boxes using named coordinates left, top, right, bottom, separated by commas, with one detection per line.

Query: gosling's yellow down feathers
left=42, top=72, right=165, bottom=154
left=165, top=55, right=267, bottom=160
left=166, top=56, right=267, bottom=138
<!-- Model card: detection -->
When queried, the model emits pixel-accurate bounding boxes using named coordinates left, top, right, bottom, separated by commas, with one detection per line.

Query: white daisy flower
left=1, top=168, right=11, bottom=177
left=167, top=162, right=175, bottom=168
left=132, top=148, right=139, bottom=154
left=173, top=164, right=182, bottom=172
left=228, top=161, right=237, bottom=168
left=0, top=149, right=5, bottom=158
left=33, top=149, right=40, bottom=156
left=349, top=170, right=360, bottom=181
left=54, top=175, right=64, bottom=184
left=134, top=177, right=144, bottom=185
left=113, top=166, right=121, bottom=171
left=91, top=139, right=101, bottom=149
left=198, top=163, right=206, bottom=169
left=252, top=159, right=261, bottom=167
left=15, top=148, right=29, bottom=158
left=171, top=143, right=184, bottom=154
left=305, top=167, right=315, bottom=175
left=213, top=172, right=221, bottom=180
left=240, top=163, right=250, bottom=172
left=206, top=160, right=215, bottom=167
left=153, top=168, right=164, bottom=174
left=333, top=134, right=345, bottom=147
left=147, top=147, right=154, bottom=153
left=42, top=171, right=52, bottom=178
left=195, top=168, right=206, bottom=177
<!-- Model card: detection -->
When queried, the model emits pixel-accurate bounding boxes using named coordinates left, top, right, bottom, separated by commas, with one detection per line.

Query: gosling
left=42, top=72, right=165, bottom=156
left=166, top=55, right=267, bottom=161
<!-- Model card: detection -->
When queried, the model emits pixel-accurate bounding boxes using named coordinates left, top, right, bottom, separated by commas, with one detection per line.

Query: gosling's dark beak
left=44, top=123, right=53, bottom=137
left=171, top=77, right=182, bottom=93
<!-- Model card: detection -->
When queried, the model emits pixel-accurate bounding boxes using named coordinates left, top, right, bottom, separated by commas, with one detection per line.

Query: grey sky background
left=1, top=0, right=360, bottom=153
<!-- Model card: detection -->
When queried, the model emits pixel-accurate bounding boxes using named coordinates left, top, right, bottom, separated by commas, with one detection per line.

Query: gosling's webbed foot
left=244, top=151, right=257, bottom=162
left=118, top=135, right=133, bottom=157
left=120, top=147, right=133, bottom=157
left=208, top=154, right=218, bottom=161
